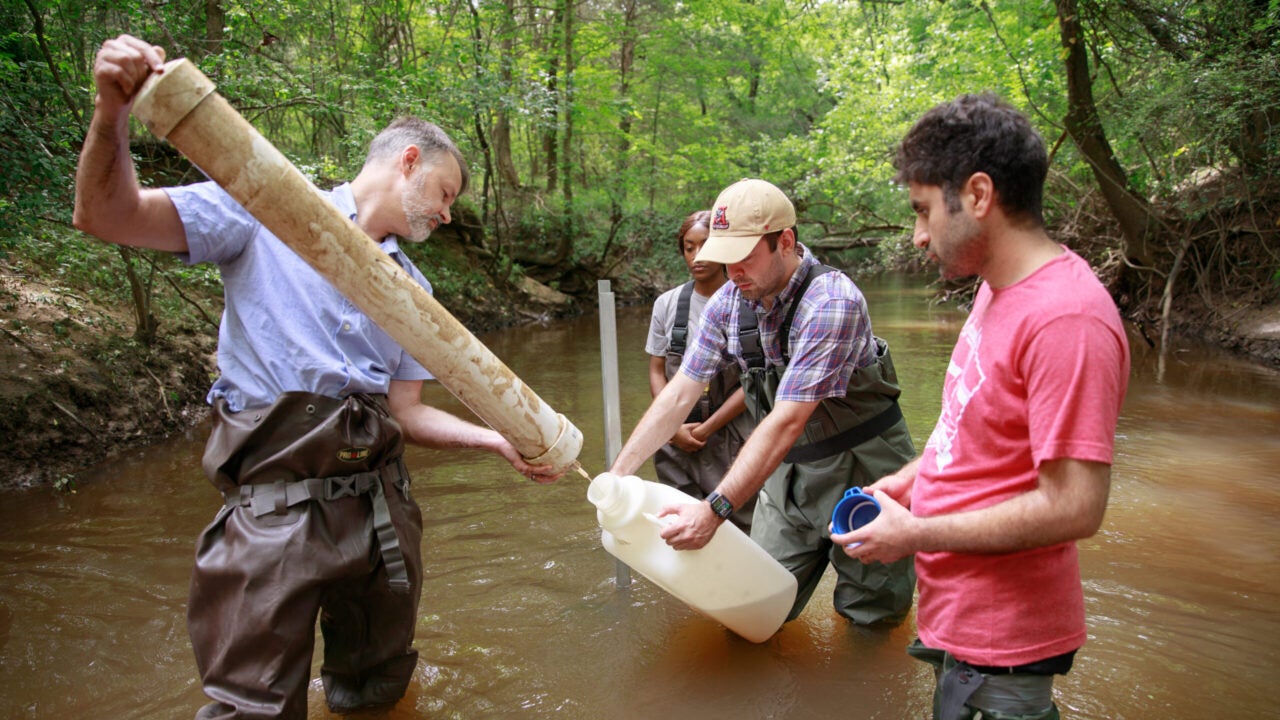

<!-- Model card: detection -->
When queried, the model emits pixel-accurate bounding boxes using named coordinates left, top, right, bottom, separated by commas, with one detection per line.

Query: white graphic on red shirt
left=927, top=320, right=985, bottom=472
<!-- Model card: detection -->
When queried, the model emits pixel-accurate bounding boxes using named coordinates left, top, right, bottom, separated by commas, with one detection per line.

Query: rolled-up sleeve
left=165, top=181, right=256, bottom=265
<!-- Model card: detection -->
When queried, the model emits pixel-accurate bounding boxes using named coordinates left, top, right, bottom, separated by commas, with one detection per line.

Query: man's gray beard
left=401, top=174, right=438, bottom=243
left=403, top=224, right=432, bottom=243
left=402, top=207, right=439, bottom=243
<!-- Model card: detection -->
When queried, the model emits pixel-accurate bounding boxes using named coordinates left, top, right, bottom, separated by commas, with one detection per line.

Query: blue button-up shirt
left=167, top=181, right=433, bottom=411
left=680, top=244, right=876, bottom=403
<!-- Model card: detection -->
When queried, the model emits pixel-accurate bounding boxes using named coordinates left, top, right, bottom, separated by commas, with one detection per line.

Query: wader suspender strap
left=668, top=281, right=696, bottom=357
left=670, top=281, right=716, bottom=423
left=371, top=470, right=409, bottom=591
left=738, top=263, right=837, bottom=370
left=738, top=263, right=904, bottom=464
left=738, top=298, right=766, bottom=370
left=223, top=460, right=413, bottom=592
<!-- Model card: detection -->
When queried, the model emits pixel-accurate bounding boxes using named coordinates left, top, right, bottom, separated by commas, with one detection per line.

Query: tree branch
left=21, top=0, right=83, bottom=127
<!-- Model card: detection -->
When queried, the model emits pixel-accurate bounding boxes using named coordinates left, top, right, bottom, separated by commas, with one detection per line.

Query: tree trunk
left=561, top=0, right=574, bottom=206
left=1055, top=0, right=1158, bottom=267
left=555, top=0, right=575, bottom=266
left=616, top=0, right=638, bottom=157
left=494, top=0, right=522, bottom=192
left=466, top=0, right=495, bottom=230
left=542, top=2, right=561, bottom=195
left=117, top=247, right=158, bottom=346
left=205, top=0, right=225, bottom=56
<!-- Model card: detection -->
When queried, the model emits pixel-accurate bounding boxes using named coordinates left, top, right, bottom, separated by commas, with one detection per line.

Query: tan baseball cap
left=696, top=178, right=796, bottom=264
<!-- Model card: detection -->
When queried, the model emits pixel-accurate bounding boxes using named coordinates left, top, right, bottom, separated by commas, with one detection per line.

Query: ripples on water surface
left=0, top=275, right=1277, bottom=719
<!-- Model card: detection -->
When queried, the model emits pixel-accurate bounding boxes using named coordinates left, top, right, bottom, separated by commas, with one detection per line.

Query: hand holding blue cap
left=831, top=487, right=880, bottom=546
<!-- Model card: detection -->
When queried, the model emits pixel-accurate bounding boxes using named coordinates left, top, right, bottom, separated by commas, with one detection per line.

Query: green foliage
left=1075, top=0, right=1280, bottom=201
left=0, top=0, right=1276, bottom=339
left=400, top=238, right=495, bottom=304
left=0, top=25, right=81, bottom=241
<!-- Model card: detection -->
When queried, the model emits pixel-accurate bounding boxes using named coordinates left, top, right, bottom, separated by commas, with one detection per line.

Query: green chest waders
left=190, top=392, right=424, bottom=719
left=653, top=283, right=756, bottom=530
left=736, top=265, right=917, bottom=625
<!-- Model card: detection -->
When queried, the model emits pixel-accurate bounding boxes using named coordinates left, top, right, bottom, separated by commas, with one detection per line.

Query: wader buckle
left=227, top=471, right=383, bottom=517
left=222, top=461, right=414, bottom=593
left=784, top=400, right=904, bottom=465
left=324, top=472, right=378, bottom=500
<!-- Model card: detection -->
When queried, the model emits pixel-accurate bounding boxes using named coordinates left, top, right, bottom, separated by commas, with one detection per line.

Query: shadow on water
left=0, top=274, right=1277, bottom=719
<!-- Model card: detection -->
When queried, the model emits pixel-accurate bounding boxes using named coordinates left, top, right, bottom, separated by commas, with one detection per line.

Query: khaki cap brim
left=694, top=234, right=762, bottom=264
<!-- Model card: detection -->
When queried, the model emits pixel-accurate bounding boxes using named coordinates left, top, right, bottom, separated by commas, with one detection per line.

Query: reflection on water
left=0, top=275, right=1277, bottom=719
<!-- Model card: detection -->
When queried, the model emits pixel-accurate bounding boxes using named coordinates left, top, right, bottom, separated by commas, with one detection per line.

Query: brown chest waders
left=189, top=392, right=423, bottom=720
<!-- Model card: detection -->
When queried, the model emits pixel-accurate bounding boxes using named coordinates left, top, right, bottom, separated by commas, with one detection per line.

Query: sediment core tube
left=131, top=58, right=582, bottom=471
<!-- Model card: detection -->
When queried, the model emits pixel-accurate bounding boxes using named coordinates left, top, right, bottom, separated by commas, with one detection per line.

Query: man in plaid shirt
left=608, top=179, right=916, bottom=627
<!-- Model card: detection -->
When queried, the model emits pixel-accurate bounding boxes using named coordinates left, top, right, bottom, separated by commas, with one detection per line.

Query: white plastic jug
left=587, top=472, right=798, bottom=643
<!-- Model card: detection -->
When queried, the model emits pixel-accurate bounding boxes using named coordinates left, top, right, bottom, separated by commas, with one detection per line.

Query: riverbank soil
left=0, top=264, right=217, bottom=490
left=1067, top=169, right=1280, bottom=368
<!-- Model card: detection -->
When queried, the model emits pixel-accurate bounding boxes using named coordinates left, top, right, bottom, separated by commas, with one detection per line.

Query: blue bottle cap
left=831, top=487, right=880, bottom=536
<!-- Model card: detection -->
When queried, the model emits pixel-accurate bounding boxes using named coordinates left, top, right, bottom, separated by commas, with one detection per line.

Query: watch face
left=708, top=493, right=733, bottom=518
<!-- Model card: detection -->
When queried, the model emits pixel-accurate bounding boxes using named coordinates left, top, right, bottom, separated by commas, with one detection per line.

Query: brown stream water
left=1, top=275, right=1277, bottom=719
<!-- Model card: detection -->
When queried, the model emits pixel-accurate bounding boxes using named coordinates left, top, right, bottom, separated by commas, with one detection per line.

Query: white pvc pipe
left=596, top=280, right=631, bottom=588
left=131, top=58, right=582, bottom=471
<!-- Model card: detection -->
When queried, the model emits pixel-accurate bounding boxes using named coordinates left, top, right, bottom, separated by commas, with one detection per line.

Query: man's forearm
left=610, top=401, right=685, bottom=476
left=907, top=458, right=1111, bottom=554
left=610, top=373, right=703, bottom=475
left=711, top=398, right=817, bottom=509
left=74, top=105, right=138, bottom=237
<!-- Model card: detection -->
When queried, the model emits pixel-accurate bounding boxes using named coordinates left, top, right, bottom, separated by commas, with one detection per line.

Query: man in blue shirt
left=74, top=34, right=558, bottom=719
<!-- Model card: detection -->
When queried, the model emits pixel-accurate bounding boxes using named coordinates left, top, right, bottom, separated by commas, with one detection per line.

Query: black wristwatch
left=706, top=491, right=734, bottom=519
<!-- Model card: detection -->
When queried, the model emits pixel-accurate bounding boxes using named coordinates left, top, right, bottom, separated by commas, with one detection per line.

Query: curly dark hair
left=893, top=92, right=1048, bottom=225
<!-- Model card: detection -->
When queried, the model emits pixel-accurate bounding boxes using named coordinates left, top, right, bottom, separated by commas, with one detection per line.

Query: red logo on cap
left=712, top=206, right=729, bottom=231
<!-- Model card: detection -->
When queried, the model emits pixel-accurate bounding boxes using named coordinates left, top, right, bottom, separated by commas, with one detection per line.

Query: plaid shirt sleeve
left=775, top=276, right=872, bottom=403
left=679, top=286, right=734, bottom=384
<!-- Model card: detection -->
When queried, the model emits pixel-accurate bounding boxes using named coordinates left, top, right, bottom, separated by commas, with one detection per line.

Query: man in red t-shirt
left=833, top=93, right=1130, bottom=720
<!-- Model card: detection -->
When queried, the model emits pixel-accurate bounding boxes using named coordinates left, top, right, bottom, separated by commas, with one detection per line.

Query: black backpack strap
left=668, top=281, right=697, bottom=357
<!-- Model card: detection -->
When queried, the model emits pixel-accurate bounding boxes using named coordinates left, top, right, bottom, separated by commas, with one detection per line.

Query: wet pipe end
left=522, top=413, right=584, bottom=474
